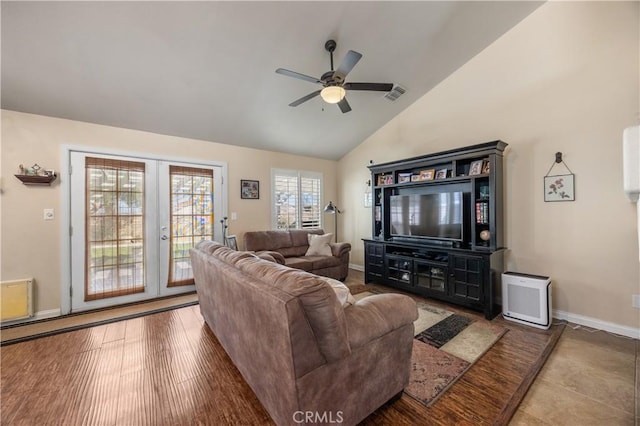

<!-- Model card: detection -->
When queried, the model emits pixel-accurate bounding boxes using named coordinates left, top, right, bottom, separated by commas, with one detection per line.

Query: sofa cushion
left=303, top=255, right=341, bottom=270
left=306, top=233, right=333, bottom=256
left=279, top=246, right=308, bottom=257
left=290, top=229, right=323, bottom=246
left=284, top=257, right=314, bottom=272
left=244, top=230, right=293, bottom=251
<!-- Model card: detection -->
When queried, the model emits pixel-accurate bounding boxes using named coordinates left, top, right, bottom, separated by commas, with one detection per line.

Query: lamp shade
left=324, top=201, right=338, bottom=214
left=320, top=86, right=345, bottom=104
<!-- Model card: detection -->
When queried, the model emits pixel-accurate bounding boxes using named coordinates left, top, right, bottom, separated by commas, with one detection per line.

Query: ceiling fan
left=276, top=40, right=393, bottom=113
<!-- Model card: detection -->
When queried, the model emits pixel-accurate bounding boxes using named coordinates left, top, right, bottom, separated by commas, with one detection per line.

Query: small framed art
left=419, top=169, right=435, bottom=181
left=544, top=174, right=575, bottom=202
left=225, top=235, right=238, bottom=250
left=398, top=173, right=412, bottom=184
left=469, top=160, right=484, bottom=176
left=241, top=179, right=259, bottom=199
left=435, top=169, right=448, bottom=179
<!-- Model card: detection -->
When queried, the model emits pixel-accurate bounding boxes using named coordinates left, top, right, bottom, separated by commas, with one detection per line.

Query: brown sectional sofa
left=190, top=240, right=418, bottom=426
left=243, top=229, right=351, bottom=280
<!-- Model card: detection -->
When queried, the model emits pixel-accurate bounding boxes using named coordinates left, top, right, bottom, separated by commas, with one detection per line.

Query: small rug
left=353, top=291, right=506, bottom=407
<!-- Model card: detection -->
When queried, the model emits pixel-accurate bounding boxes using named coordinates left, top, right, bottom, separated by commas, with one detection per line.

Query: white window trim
left=271, top=168, right=323, bottom=231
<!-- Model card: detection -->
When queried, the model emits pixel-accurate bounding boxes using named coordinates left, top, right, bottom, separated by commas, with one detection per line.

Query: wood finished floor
left=1, top=270, right=563, bottom=425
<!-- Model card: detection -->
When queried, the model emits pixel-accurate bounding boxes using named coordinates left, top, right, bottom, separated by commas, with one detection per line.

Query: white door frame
left=60, top=145, right=228, bottom=315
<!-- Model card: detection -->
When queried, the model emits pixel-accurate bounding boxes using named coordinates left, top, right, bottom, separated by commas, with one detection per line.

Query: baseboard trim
left=349, top=263, right=364, bottom=272
left=1, top=309, right=61, bottom=327
left=553, top=309, right=639, bottom=339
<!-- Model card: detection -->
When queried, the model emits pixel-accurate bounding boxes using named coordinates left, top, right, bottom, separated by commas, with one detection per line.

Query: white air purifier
left=502, top=272, right=552, bottom=330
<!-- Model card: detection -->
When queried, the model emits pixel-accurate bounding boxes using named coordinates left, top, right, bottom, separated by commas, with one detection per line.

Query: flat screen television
left=390, top=192, right=464, bottom=241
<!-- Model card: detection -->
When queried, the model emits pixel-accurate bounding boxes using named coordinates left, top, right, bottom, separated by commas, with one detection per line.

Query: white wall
left=338, top=2, right=640, bottom=332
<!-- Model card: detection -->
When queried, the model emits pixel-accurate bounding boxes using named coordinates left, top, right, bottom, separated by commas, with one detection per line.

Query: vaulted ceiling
left=1, top=1, right=543, bottom=160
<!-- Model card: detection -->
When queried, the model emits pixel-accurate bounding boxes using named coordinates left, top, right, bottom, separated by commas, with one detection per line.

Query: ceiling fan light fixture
left=320, top=86, right=345, bottom=104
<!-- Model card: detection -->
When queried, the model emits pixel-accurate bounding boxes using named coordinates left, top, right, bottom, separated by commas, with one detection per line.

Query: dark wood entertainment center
left=364, top=141, right=507, bottom=319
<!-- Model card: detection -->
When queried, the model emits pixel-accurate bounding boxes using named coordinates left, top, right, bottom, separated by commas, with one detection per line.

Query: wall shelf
left=14, top=174, right=57, bottom=186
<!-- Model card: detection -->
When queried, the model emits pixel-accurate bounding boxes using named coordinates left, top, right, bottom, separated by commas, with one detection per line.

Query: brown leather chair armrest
left=330, top=242, right=351, bottom=257
left=256, top=250, right=286, bottom=265
left=344, top=294, right=418, bottom=349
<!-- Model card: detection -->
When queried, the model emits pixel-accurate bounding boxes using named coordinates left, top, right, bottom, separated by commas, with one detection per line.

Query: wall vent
left=1, top=278, right=34, bottom=322
left=383, top=84, right=407, bottom=102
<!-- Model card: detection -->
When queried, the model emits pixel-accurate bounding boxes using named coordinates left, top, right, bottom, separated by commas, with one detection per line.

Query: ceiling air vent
left=383, top=84, right=407, bottom=102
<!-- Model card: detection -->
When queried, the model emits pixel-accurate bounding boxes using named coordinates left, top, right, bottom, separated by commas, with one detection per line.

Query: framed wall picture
left=544, top=174, right=575, bottom=202
left=241, top=179, right=259, bottom=199
left=225, top=235, right=238, bottom=250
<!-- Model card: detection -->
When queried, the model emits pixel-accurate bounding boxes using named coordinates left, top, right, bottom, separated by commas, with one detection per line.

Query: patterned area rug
left=353, top=291, right=506, bottom=407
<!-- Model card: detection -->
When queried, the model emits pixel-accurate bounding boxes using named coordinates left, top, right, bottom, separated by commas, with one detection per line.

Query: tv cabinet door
left=413, top=260, right=447, bottom=295
left=364, top=241, right=384, bottom=283
left=385, top=254, right=413, bottom=288
left=449, top=254, right=484, bottom=303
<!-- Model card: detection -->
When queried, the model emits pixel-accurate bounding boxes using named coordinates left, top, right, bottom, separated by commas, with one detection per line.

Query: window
left=272, top=169, right=322, bottom=230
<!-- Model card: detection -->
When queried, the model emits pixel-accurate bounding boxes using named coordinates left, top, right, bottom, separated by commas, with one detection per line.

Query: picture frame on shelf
left=225, top=235, right=238, bottom=250
left=419, top=169, right=435, bottom=181
left=435, top=169, right=448, bottom=179
left=377, top=174, right=394, bottom=185
left=398, top=173, right=412, bottom=184
left=481, top=159, right=490, bottom=174
left=374, top=205, right=382, bottom=222
left=411, top=174, right=421, bottom=182
left=240, top=179, right=259, bottom=199
left=469, top=160, right=484, bottom=176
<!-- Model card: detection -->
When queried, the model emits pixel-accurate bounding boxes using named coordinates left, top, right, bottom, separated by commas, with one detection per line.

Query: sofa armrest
left=256, top=250, right=286, bottom=264
left=330, top=242, right=351, bottom=257
left=344, top=293, right=418, bottom=349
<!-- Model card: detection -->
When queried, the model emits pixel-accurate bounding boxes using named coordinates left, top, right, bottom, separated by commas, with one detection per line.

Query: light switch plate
left=44, top=209, right=54, bottom=220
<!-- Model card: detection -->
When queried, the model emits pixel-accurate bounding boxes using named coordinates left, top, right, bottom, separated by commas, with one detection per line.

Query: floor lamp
left=323, top=201, right=342, bottom=242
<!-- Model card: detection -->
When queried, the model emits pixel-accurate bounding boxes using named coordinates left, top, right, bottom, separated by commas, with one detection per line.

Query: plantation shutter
left=272, top=169, right=322, bottom=230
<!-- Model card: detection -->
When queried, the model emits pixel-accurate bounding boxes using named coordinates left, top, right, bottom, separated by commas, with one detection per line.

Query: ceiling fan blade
left=276, top=68, right=322, bottom=85
left=289, top=90, right=321, bottom=107
left=343, top=82, right=393, bottom=92
left=333, top=50, right=362, bottom=82
left=337, top=97, right=352, bottom=114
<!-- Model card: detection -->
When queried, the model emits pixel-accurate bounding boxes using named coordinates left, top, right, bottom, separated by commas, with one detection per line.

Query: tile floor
left=510, top=323, right=638, bottom=425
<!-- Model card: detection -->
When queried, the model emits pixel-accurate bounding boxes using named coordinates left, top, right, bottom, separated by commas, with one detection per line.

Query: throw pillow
left=319, top=276, right=357, bottom=307
left=305, top=233, right=333, bottom=256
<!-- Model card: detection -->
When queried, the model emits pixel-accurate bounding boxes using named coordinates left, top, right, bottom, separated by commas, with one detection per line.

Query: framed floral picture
left=544, top=174, right=575, bottom=202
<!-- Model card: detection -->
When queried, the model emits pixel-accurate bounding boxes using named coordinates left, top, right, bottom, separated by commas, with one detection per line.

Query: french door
left=69, top=151, right=223, bottom=312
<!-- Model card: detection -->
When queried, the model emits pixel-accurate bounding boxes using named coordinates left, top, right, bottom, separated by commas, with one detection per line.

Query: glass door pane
left=168, top=166, right=214, bottom=287
left=85, top=157, right=146, bottom=300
